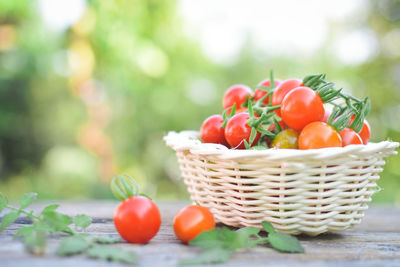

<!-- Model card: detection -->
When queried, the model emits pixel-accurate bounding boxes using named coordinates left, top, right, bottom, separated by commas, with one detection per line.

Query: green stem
left=6, top=205, right=40, bottom=220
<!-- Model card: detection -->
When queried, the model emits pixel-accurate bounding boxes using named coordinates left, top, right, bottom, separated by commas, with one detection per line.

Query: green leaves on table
left=73, top=214, right=92, bottom=229
left=0, top=192, right=133, bottom=265
left=87, top=245, right=137, bottom=265
left=181, top=221, right=304, bottom=265
left=262, top=221, right=304, bottom=253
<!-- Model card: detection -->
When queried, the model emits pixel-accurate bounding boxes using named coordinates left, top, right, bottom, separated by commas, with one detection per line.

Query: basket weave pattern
left=165, top=131, right=399, bottom=236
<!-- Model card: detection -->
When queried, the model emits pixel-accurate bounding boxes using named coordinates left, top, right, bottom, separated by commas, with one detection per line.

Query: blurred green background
left=0, top=0, right=399, bottom=202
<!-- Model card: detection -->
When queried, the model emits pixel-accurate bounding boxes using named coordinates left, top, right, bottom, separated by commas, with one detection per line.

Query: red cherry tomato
left=222, top=84, right=253, bottom=110
left=173, top=205, right=215, bottom=243
left=298, top=122, right=342, bottom=149
left=224, top=112, right=260, bottom=149
left=271, top=78, right=302, bottom=116
left=114, top=196, right=161, bottom=244
left=339, top=128, right=363, bottom=146
left=200, top=115, right=229, bottom=146
left=281, top=87, right=324, bottom=131
left=349, top=116, right=371, bottom=144
left=254, top=78, right=281, bottom=105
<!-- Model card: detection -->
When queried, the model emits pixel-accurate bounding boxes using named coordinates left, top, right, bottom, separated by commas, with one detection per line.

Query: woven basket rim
left=164, top=130, right=399, bottom=160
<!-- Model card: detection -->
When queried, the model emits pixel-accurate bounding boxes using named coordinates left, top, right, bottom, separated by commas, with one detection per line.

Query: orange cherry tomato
left=173, top=205, right=215, bottom=244
left=281, top=87, right=325, bottom=131
left=339, top=128, right=363, bottom=146
left=298, top=121, right=342, bottom=149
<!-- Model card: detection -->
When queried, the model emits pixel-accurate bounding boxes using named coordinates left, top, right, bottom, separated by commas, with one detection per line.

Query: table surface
left=1, top=201, right=400, bottom=267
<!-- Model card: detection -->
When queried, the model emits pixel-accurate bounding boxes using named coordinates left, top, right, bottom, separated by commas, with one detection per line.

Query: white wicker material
left=164, top=131, right=399, bottom=236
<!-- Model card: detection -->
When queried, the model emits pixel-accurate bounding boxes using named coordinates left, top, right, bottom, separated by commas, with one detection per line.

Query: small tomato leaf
left=0, top=192, right=8, bottom=212
left=261, top=221, right=275, bottom=233
left=232, top=227, right=260, bottom=249
left=0, top=212, right=19, bottom=232
left=267, top=231, right=304, bottom=253
left=15, top=225, right=35, bottom=237
left=41, top=211, right=71, bottom=232
left=41, top=204, right=59, bottom=214
left=87, top=245, right=137, bottom=265
left=57, top=235, right=91, bottom=256
left=91, top=235, right=121, bottom=244
left=19, top=192, right=38, bottom=209
left=180, top=248, right=231, bottom=265
left=73, top=214, right=92, bottom=229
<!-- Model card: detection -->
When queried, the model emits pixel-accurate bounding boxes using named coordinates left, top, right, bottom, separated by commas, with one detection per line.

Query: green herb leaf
left=19, top=192, right=38, bottom=209
left=189, top=228, right=231, bottom=250
left=267, top=231, right=304, bottom=253
left=180, top=248, right=231, bottom=265
left=73, top=214, right=92, bottom=229
left=15, top=225, right=35, bottom=237
left=57, top=235, right=91, bottom=256
left=87, top=245, right=137, bottom=265
left=232, top=227, right=260, bottom=249
left=261, top=221, right=275, bottom=233
left=23, top=229, right=47, bottom=255
left=41, top=210, right=71, bottom=233
left=0, top=212, right=19, bottom=232
left=41, top=204, right=59, bottom=213
left=91, top=235, right=120, bottom=244
left=0, top=192, right=8, bottom=212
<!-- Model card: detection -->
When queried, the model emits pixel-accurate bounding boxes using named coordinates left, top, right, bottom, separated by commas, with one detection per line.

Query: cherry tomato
left=265, top=121, right=287, bottom=146
left=271, top=78, right=302, bottom=116
left=281, top=87, right=324, bottom=131
left=270, top=129, right=299, bottom=149
left=224, top=112, right=260, bottom=149
left=298, top=121, right=342, bottom=149
left=114, top=196, right=161, bottom=244
left=200, top=115, right=229, bottom=146
left=349, top=116, right=371, bottom=144
left=222, top=84, right=253, bottom=110
left=339, top=128, right=363, bottom=146
left=254, top=78, right=281, bottom=105
left=173, top=205, right=215, bottom=243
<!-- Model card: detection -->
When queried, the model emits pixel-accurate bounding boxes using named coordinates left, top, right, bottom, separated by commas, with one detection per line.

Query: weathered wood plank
left=1, top=202, right=400, bottom=266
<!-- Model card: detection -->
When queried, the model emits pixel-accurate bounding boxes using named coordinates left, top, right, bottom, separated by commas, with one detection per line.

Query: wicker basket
left=164, top=130, right=399, bottom=236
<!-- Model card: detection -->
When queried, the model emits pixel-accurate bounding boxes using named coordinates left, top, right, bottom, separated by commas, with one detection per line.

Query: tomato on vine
left=272, top=78, right=302, bottom=116
left=173, top=205, right=215, bottom=244
left=254, top=78, right=281, bottom=105
left=111, top=175, right=161, bottom=244
left=200, top=115, right=229, bottom=146
left=298, top=122, right=342, bottom=149
left=281, top=86, right=324, bottom=131
left=225, top=112, right=260, bottom=149
left=339, top=128, right=363, bottom=146
left=222, top=84, right=253, bottom=110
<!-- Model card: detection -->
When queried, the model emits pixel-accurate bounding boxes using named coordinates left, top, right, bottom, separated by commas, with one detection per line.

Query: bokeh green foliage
left=0, top=0, right=399, bottom=202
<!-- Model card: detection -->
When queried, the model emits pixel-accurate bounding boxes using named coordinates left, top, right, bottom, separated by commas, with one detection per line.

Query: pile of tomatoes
left=200, top=74, right=371, bottom=150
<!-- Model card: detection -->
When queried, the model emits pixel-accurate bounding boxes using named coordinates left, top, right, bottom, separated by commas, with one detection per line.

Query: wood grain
left=1, top=201, right=400, bottom=266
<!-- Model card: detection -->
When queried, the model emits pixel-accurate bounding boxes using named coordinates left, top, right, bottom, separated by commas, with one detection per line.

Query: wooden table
left=1, top=201, right=400, bottom=266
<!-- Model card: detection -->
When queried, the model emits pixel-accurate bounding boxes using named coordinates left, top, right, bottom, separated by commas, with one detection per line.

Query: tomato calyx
left=111, top=174, right=149, bottom=201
